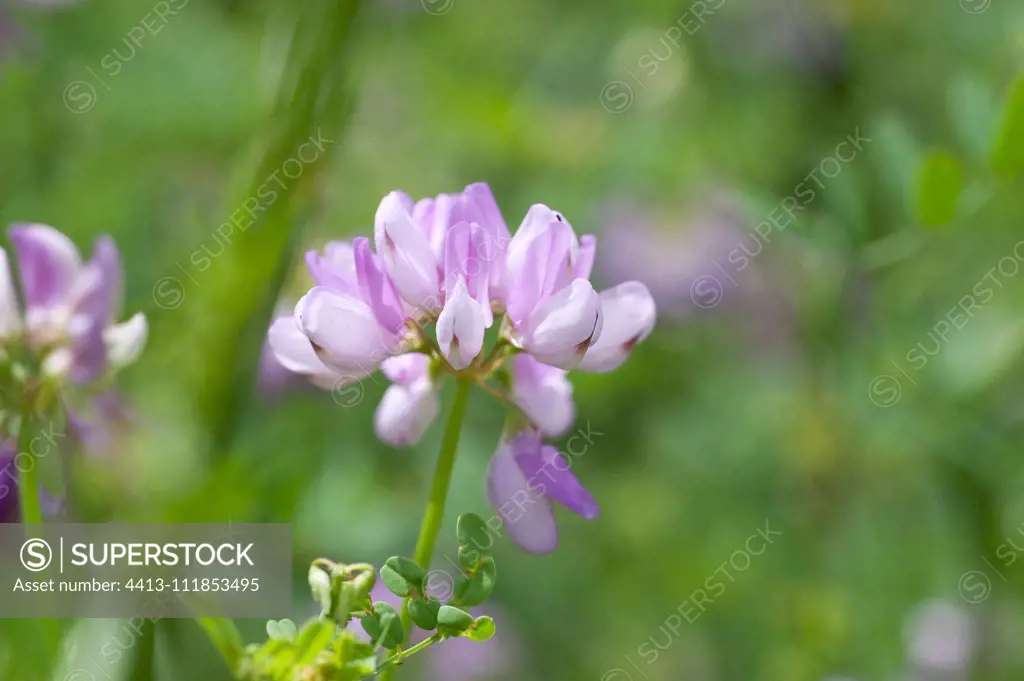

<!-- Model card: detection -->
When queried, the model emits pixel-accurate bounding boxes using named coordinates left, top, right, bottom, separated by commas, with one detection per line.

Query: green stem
left=381, top=378, right=473, bottom=681
left=196, top=617, right=245, bottom=673
left=377, top=634, right=443, bottom=675
left=16, top=412, right=43, bottom=534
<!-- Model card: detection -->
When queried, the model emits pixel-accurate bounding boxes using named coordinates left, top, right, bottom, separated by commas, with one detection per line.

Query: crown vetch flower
left=375, top=353, right=439, bottom=447
left=1, top=224, right=147, bottom=384
left=267, top=182, right=655, bottom=554
left=486, top=429, right=598, bottom=554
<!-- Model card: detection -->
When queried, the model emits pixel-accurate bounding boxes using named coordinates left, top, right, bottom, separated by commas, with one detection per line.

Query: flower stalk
left=381, top=378, right=473, bottom=681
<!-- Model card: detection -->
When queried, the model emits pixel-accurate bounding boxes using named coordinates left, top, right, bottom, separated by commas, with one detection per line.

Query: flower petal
left=375, top=191, right=440, bottom=306
left=436, top=278, right=485, bottom=370
left=579, top=281, right=656, bottom=373
left=0, top=247, right=22, bottom=339
left=511, top=355, right=575, bottom=437
left=9, top=223, right=82, bottom=310
left=574, top=234, right=596, bottom=280
left=373, top=377, right=439, bottom=447
left=104, top=312, right=148, bottom=369
left=354, top=237, right=406, bottom=334
left=305, top=240, right=359, bottom=297
left=267, top=316, right=334, bottom=377
left=380, top=352, right=430, bottom=385
left=295, top=287, right=393, bottom=374
left=523, top=278, right=603, bottom=370
left=514, top=444, right=599, bottom=519
left=486, top=433, right=558, bottom=554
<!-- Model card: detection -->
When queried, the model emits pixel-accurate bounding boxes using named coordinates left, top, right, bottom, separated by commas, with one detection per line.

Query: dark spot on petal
left=555, top=213, right=564, bottom=222
left=622, top=334, right=641, bottom=351
left=384, top=232, right=397, bottom=251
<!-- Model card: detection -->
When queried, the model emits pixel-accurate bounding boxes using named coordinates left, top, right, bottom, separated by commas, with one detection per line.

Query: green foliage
left=915, top=151, right=963, bottom=227
left=991, top=75, right=1024, bottom=176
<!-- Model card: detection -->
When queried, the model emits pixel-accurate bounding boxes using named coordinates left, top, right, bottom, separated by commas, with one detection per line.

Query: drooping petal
left=522, top=278, right=603, bottom=370
left=104, top=312, right=148, bottom=369
left=9, top=223, right=82, bottom=310
left=511, top=355, right=575, bottom=437
left=380, top=352, right=430, bottom=385
left=486, top=433, right=558, bottom=554
left=295, top=287, right=395, bottom=374
left=579, top=281, right=656, bottom=373
left=373, top=378, right=439, bottom=447
left=353, top=237, right=406, bottom=334
left=0, top=247, right=21, bottom=340
left=305, top=241, right=359, bottom=297
left=374, top=191, right=440, bottom=307
left=514, top=444, right=599, bottom=519
left=436, top=278, right=485, bottom=370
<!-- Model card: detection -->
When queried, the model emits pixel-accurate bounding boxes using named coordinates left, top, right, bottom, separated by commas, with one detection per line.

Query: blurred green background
left=2, top=0, right=1024, bottom=679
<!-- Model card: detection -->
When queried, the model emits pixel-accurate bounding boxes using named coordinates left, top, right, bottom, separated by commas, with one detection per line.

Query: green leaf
left=384, top=556, right=427, bottom=593
left=991, top=75, right=1024, bottom=176
left=379, top=564, right=413, bottom=598
left=915, top=151, right=964, bottom=227
left=458, top=544, right=480, bottom=570
left=293, top=620, right=334, bottom=665
left=361, top=602, right=404, bottom=649
left=948, top=73, right=997, bottom=163
left=437, top=605, right=474, bottom=634
left=870, top=114, right=919, bottom=211
left=463, top=616, right=496, bottom=642
left=408, top=598, right=441, bottom=630
left=456, top=513, right=493, bottom=555
left=454, top=557, right=496, bottom=607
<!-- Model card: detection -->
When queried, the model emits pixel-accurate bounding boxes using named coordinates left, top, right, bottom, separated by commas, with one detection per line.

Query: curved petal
left=295, top=287, right=392, bottom=374
left=511, top=355, right=575, bottom=437
left=436, top=278, right=485, bottom=370
left=267, top=316, right=334, bottom=377
left=0, top=247, right=22, bottom=339
left=375, top=191, right=440, bottom=306
left=305, top=240, right=359, bottom=297
left=514, top=444, right=599, bottom=519
left=9, top=223, right=83, bottom=310
left=523, top=278, right=603, bottom=370
left=486, top=433, right=558, bottom=554
left=354, top=237, right=405, bottom=334
left=505, top=209, right=574, bottom=326
left=104, top=312, right=148, bottom=369
left=373, top=378, right=439, bottom=447
left=380, top=352, right=430, bottom=385
left=579, top=281, right=656, bottom=373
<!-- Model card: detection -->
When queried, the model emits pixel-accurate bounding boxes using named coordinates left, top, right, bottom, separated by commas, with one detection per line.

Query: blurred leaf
left=870, top=115, right=920, bottom=214
left=915, top=151, right=963, bottom=227
left=948, top=74, right=997, bottom=163
left=361, top=603, right=403, bottom=649
left=991, top=75, right=1024, bottom=176
left=293, top=620, right=334, bottom=665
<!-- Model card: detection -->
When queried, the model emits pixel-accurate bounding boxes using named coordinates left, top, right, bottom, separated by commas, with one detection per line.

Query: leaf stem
left=17, top=411, right=43, bottom=535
